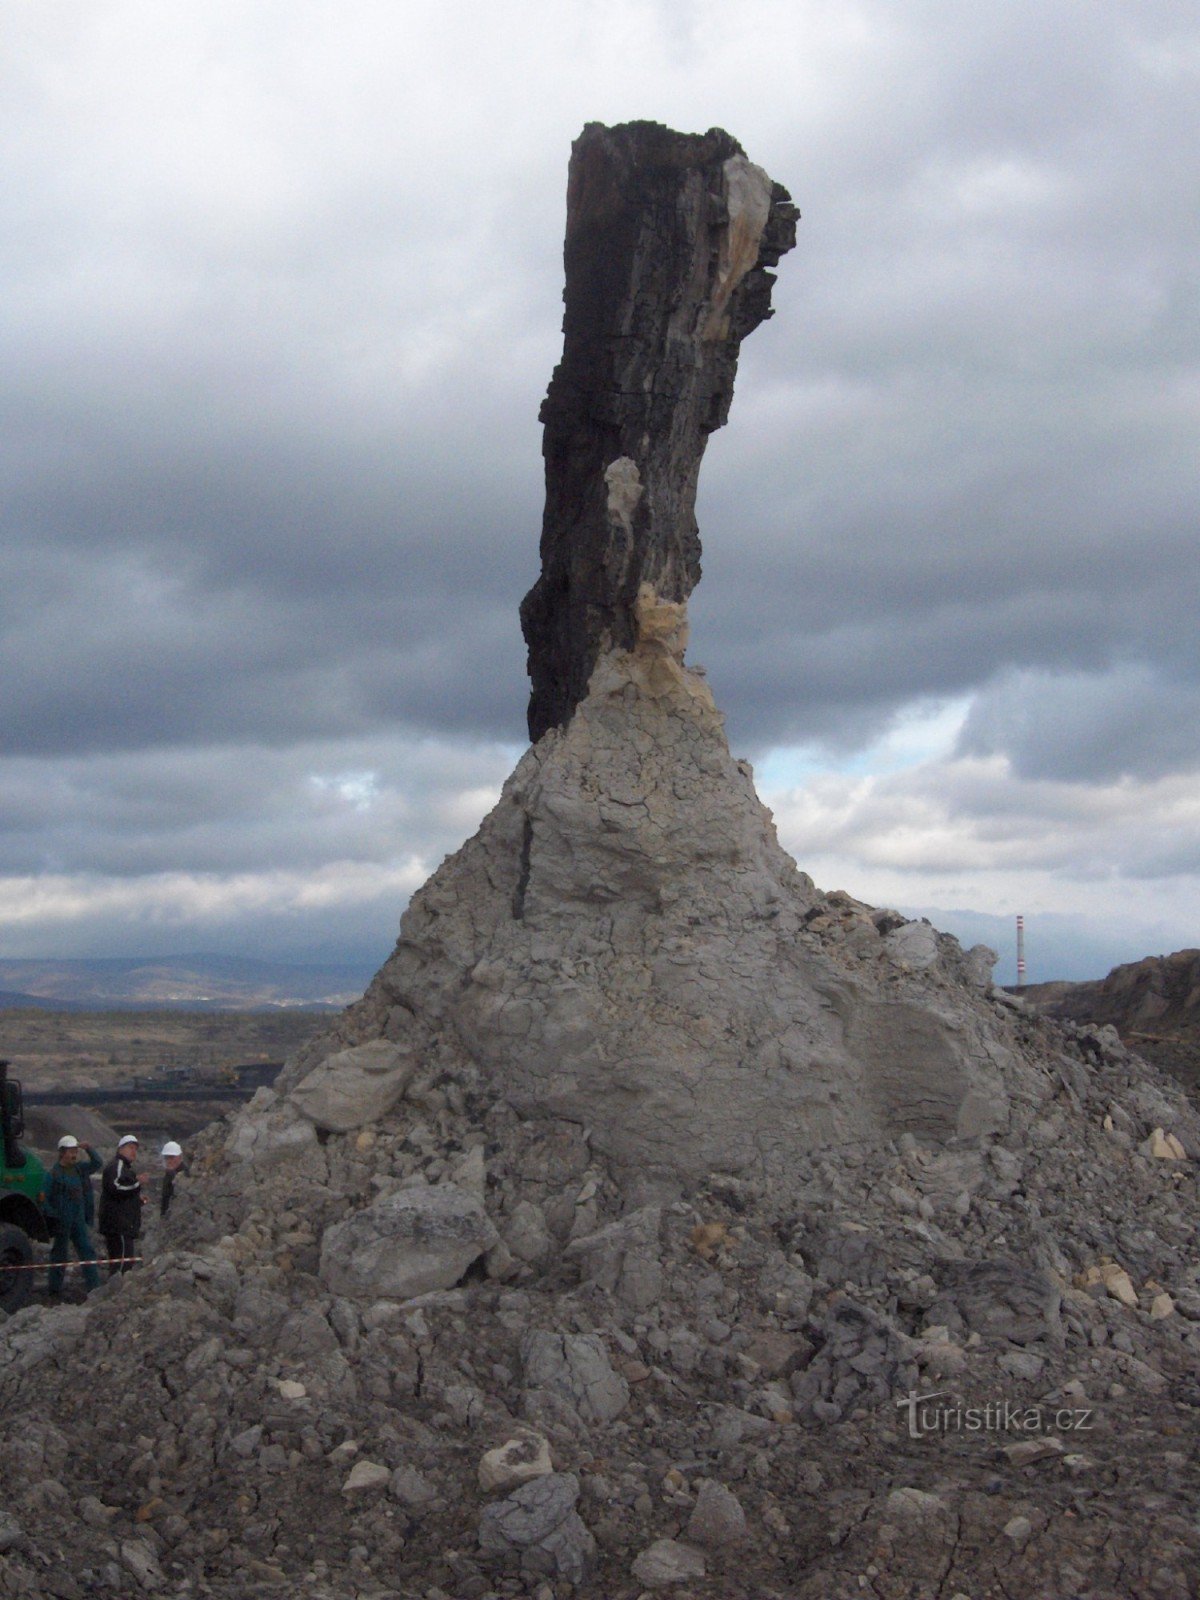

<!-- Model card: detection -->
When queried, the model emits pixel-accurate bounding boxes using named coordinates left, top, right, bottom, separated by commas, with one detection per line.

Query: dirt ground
left=0, top=1007, right=328, bottom=1092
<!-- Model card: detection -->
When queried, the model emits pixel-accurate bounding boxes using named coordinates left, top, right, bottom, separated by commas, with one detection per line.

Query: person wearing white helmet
left=160, top=1140, right=184, bottom=1218
left=41, top=1134, right=103, bottom=1295
left=98, top=1134, right=147, bottom=1276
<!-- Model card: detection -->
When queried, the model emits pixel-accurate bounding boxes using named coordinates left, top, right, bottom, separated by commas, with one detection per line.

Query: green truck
left=0, top=1059, right=50, bottom=1312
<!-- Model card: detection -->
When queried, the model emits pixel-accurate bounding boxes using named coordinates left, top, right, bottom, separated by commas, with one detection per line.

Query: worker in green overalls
left=41, top=1135, right=103, bottom=1295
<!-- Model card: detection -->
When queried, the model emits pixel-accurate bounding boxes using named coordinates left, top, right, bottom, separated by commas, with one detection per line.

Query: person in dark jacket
left=160, top=1140, right=184, bottom=1217
left=98, top=1134, right=146, bottom=1275
left=42, top=1135, right=103, bottom=1294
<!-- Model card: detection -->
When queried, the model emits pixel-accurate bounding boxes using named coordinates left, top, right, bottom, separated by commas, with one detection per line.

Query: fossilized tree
left=520, top=120, right=799, bottom=743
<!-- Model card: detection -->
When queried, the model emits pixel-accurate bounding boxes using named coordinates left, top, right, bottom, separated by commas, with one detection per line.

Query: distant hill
left=0, top=953, right=373, bottom=1012
left=1023, top=948, right=1200, bottom=1097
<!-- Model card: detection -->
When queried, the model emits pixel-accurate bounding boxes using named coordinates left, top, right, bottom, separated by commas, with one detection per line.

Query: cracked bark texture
left=520, top=120, right=798, bottom=743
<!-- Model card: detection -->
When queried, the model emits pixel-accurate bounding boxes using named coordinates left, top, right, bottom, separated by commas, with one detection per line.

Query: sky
left=3, top=0, right=1198, bottom=986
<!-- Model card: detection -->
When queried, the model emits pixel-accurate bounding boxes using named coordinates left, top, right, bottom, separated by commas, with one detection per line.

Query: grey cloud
left=0, top=737, right=516, bottom=878
left=958, top=665, right=1200, bottom=783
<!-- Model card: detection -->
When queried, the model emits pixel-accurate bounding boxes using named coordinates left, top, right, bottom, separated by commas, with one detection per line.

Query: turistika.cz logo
left=896, top=1389, right=1095, bottom=1440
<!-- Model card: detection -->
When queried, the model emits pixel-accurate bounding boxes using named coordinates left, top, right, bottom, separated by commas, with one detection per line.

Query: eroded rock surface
left=281, top=588, right=1014, bottom=1189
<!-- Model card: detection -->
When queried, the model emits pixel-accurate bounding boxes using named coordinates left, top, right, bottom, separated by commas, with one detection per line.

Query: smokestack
left=1016, top=915, right=1026, bottom=990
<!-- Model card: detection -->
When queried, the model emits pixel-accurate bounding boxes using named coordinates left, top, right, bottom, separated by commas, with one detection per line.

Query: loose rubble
left=3, top=812, right=1198, bottom=1599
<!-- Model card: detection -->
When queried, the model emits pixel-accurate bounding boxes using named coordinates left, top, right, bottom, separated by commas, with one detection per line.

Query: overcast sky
left=3, top=0, right=1198, bottom=984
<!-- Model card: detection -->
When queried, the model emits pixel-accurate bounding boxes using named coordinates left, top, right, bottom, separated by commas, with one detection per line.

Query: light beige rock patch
left=1142, top=1127, right=1187, bottom=1160
left=478, top=1432, right=553, bottom=1493
left=290, top=1039, right=416, bottom=1133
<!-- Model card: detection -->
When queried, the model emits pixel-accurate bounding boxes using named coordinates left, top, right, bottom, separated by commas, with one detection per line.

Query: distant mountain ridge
left=1022, top=947, right=1200, bottom=1098
left=0, top=953, right=373, bottom=1012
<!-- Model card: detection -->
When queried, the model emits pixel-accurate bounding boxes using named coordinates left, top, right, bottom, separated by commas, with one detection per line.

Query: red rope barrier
left=1, top=1255, right=144, bottom=1272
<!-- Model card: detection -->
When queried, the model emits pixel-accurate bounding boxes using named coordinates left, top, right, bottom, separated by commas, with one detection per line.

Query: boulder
left=477, top=1472, right=595, bottom=1584
left=632, top=1538, right=707, bottom=1587
left=884, top=920, right=940, bottom=970
left=342, top=1460, right=390, bottom=1494
left=290, top=1039, right=416, bottom=1133
left=225, top=1093, right=317, bottom=1164
left=928, top=1258, right=1063, bottom=1346
left=319, top=1182, right=497, bottom=1300
left=686, top=1479, right=747, bottom=1548
left=564, top=1206, right=663, bottom=1310
left=504, top=1200, right=553, bottom=1267
left=478, top=1432, right=553, bottom=1493
left=521, top=1330, right=629, bottom=1426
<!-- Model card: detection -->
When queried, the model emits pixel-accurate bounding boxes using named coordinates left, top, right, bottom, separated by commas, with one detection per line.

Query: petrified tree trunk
left=520, top=120, right=798, bottom=743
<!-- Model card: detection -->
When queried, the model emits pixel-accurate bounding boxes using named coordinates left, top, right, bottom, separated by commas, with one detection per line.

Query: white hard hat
left=57, top=1134, right=79, bottom=1150
left=117, top=1133, right=139, bottom=1147
left=161, top=1141, right=183, bottom=1158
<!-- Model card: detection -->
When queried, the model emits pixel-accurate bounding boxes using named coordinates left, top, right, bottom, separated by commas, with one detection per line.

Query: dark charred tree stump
left=520, top=120, right=798, bottom=743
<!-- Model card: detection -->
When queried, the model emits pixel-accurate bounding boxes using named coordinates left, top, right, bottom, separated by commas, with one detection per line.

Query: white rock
left=478, top=1432, right=553, bottom=1493
left=631, top=1537, right=707, bottom=1586
left=224, top=1098, right=317, bottom=1164
left=884, top=920, right=941, bottom=970
left=290, top=1040, right=416, bottom=1134
left=521, top=1330, right=629, bottom=1425
left=564, top=1206, right=663, bottom=1309
left=885, top=1487, right=946, bottom=1519
left=504, top=1200, right=553, bottom=1266
left=1141, top=1127, right=1187, bottom=1160
left=342, top=1460, right=390, bottom=1494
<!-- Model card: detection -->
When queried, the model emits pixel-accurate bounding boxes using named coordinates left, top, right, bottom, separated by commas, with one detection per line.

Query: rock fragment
left=342, top=1459, right=390, bottom=1494
left=521, top=1330, right=630, bottom=1426
left=1142, top=1126, right=1187, bottom=1160
left=479, top=1432, right=554, bottom=1493
left=632, top=1537, right=708, bottom=1587
left=290, top=1039, right=416, bottom=1132
left=319, top=1182, right=497, bottom=1300
left=686, top=1479, right=747, bottom=1547
left=477, top=1472, right=595, bottom=1584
